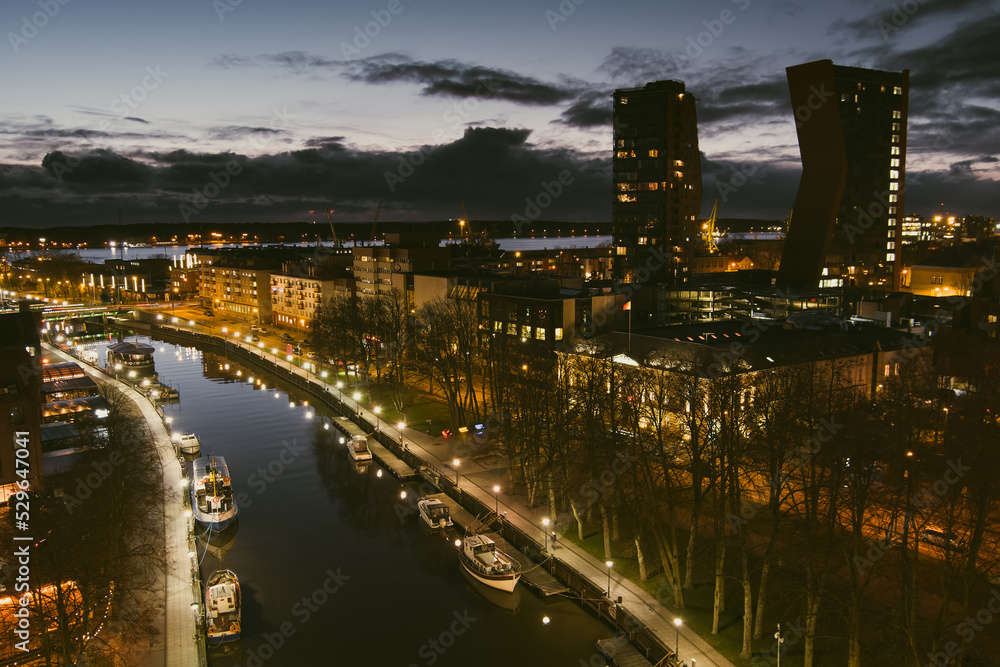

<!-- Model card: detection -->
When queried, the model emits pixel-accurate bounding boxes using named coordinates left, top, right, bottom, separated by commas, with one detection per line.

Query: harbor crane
left=325, top=208, right=340, bottom=247
left=702, top=199, right=719, bottom=254
left=369, top=200, right=383, bottom=245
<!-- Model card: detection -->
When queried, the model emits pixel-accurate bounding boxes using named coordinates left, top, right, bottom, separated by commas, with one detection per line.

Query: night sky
left=1, top=0, right=997, bottom=228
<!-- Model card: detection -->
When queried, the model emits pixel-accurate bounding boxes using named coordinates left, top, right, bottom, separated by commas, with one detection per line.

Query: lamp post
left=606, top=561, right=613, bottom=597
left=353, top=392, right=361, bottom=418
left=493, top=485, right=500, bottom=514
left=674, top=618, right=682, bottom=659
left=452, top=458, right=461, bottom=485
left=374, top=406, right=381, bottom=431
left=542, top=517, right=550, bottom=551
left=775, top=624, right=784, bottom=667
left=397, top=421, right=406, bottom=447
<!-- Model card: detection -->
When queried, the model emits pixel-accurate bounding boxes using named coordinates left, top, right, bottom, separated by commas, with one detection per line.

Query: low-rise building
left=0, top=305, right=44, bottom=502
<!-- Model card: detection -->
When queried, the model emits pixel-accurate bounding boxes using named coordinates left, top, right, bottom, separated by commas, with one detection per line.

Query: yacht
left=175, top=432, right=201, bottom=455
left=418, top=498, right=453, bottom=529
left=456, top=534, right=520, bottom=593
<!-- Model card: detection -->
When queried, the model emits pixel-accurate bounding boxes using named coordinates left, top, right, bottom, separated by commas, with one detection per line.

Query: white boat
left=191, top=456, right=239, bottom=531
left=175, top=432, right=201, bottom=455
left=205, top=569, right=241, bottom=645
left=418, top=498, right=453, bottom=529
left=346, top=434, right=373, bottom=461
left=457, top=534, right=520, bottom=593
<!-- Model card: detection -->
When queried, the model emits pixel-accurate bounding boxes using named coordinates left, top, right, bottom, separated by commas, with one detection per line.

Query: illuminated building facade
left=612, top=80, right=702, bottom=283
left=777, top=60, right=908, bottom=290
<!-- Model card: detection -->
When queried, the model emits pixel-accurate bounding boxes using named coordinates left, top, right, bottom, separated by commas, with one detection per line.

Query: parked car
left=306, top=351, right=318, bottom=360
left=919, top=529, right=966, bottom=552
left=291, top=346, right=303, bottom=356
left=256, top=327, right=269, bottom=334
left=280, top=333, right=293, bottom=342
left=249, top=335, right=260, bottom=342
left=299, top=339, right=311, bottom=347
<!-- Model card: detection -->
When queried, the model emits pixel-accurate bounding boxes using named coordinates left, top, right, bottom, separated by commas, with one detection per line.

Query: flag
left=623, top=301, right=631, bottom=311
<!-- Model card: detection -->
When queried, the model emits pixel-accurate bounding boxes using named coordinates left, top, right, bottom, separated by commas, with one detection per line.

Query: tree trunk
left=741, top=546, right=753, bottom=658
left=635, top=534, right=648, bottom=581
left=601, top=502, right=612, bottom=561
left=753, top=545, right=773, bottom=638
left=712, top=539, right=726, bottom=634
left=570, top=499, right=585, bottom=541
left=804, top=564, right=824, bottom=667
left=684, top=509, right=699, bottom=589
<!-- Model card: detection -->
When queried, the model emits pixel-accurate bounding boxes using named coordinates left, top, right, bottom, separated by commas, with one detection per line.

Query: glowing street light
left=374, top=406, right=381, bottom=430
left=493, top=485, right=500, bottom=514
left=606, top=561, right=614, bottom=597
left=674, top=618, right=683, bottom=659
left=452, top=458, right=461, bottom=485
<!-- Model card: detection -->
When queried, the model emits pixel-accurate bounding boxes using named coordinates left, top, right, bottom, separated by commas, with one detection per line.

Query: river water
left=89, top=335, right=614, bottom=666
left=6, top=237, right=612, bottom=266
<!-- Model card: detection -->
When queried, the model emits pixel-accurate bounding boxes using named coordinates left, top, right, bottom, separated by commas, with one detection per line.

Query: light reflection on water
left=89, top=336, right=615, bottom=665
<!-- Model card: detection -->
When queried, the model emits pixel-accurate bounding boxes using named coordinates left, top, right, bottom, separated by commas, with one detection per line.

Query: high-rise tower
left=612, top=80, right=702, bottom=283
left=777, top=60, right=909, bottom=290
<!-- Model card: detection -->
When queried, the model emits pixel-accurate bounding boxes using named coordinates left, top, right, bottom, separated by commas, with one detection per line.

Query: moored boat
left=205, top=569, right=241, bottom=645
left=418, top=498, right=453, bottom=529
left=335, top=417, right=372, bottom=461
left=191, top=455, right=239, bottom=531
left=456, top=534, right=520, bottom=593
left=175, top=432, right=201, bottom=455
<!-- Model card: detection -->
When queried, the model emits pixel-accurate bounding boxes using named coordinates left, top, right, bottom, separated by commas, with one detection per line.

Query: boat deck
left=368, top=440, right=418, bottom=481
left=597, top=637, right=656, bottom=666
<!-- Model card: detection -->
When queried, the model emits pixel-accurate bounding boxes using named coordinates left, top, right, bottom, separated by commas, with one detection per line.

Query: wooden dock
left=497, top=541, right=569, bottom=597
left=597, top=637, right=656, bottom=667
left=368, top=440, right=418, bottom=481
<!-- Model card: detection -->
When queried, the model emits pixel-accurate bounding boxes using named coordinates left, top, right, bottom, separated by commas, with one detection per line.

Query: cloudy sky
left=0, top=0, right=997, bottom=228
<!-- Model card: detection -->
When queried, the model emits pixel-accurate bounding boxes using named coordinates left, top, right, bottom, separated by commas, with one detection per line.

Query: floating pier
left=597, top=637, right=656, bottom=667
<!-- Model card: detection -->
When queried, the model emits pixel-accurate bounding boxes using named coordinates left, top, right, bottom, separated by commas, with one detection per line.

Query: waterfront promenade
left=138, top=318, right=733, bottom=667
left=43, top=344, right=204, bottom=667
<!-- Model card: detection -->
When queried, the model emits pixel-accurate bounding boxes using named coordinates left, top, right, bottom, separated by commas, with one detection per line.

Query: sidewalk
left=44, top=344, right=203, bottom=667
left=206, top=330, right=734, bottom=667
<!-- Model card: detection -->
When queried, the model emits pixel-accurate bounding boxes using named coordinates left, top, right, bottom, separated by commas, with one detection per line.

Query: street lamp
left=542, top=517, right=550, bottom=550
left=674, top=618, right=682, bottom=659
left=452, top=458, right=460, bottom=485
left=606, top=561, right=613, bottom=597
left=397, top=421, right=406, bottom=447
left=493, top=485, right=500, bottom=514
left=775, top=624, right=784, bottom=667
left=374, top=406, right=381, bottom=431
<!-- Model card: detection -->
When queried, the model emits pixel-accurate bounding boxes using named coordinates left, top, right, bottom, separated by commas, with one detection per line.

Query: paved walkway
left=200, top=331, right=735, bottom=667
left=44, top=344, right=203, bottom=667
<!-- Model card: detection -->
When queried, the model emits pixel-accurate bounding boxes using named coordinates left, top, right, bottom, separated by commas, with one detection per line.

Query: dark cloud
left=214, top=51, right=580, bottom=106
left=556, top=91, right=612, bottom=128
left=303, top=136, right=347, bottom=150
left=597, top=47, right=682, bottom=85
left=832, top=0, right=986, bottom=42
left=0, top=127, right=610, bottom=226
left=207, top=126, right=289, bottom=141
left=124, top=117, right=150, bottom=125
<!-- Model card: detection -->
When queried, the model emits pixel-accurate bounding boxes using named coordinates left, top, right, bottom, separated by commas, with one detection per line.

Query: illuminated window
left=890, top=182, right=899, bottom=191
left=894, top=86, right=902, bottom=95
left=889, top=195, right=897, bottom=203
left=891, top=134, right=899, bottom=144
left=536, top=328, right=545, bottom=341
left=890, top=158, right=900, bottom=167
left=554, top=328, right=563, bottom=340
left=892, top=123, right=900, bottom=131
left=616, top=151, right=629, bottom=159
left=887, top=242, right=895, bottom=250
left=893, top=110, right=901, bottom=119
left=891, top=147, right=900, bottom=155
left=889, top=170, right=899, bottom=179
left=617, top=194, right=636, bottom=203
left=886, top=253, right=896, bottom=261
left=507, top=322, right=516, bottom=335
left=648, top=150, right=658, bottom=157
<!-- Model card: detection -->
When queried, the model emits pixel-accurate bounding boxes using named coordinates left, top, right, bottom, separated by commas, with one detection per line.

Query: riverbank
left=42, top=343, right=206, bottom=667
left=122, top=314, right=733, bottom=667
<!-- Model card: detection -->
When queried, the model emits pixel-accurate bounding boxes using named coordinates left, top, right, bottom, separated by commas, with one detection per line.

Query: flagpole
left=628, top=306, right=632, bottom=354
